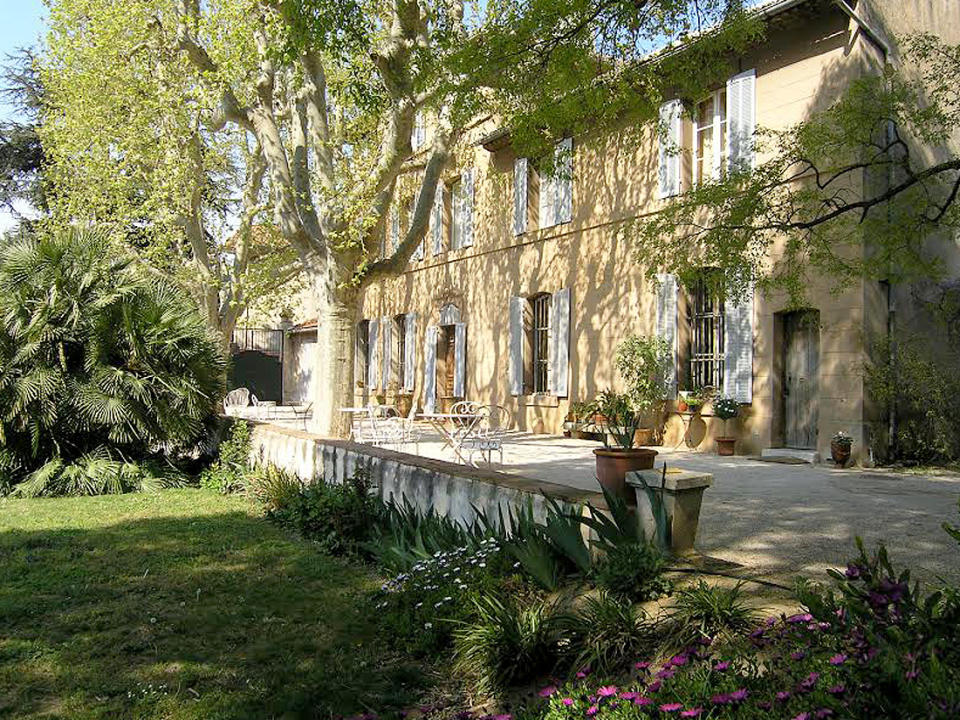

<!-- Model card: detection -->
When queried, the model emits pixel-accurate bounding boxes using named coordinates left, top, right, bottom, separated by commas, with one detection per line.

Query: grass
left=0, top=489, right=435, bottom=719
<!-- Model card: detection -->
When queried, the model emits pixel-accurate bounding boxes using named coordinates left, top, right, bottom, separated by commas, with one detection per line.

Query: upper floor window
left=412, top=111, right=426, bottom=151
left=514, top=139, right=573, bottom=235
left=694, top=90, right=727, bottom=184
left=447, top=168, right=475, bottom=251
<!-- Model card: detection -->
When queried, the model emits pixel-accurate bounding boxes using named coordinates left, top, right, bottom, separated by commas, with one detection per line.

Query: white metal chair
left=293, top=402, right=313, bottom=431
left=369, top=411, right=407, bottom=450
left=250, top=394, right=276, bottom=421
left=462, top=404, right=511, bottom=466
left=223, top=388, right=251, bottom=414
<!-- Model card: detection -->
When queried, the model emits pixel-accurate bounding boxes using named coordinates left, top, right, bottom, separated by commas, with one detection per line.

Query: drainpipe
left=834, top=0, right=896, bottom=461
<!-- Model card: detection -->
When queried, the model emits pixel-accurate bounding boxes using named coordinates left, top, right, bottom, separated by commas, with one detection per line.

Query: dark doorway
left=782, top=310, right=820, bottom=449
left=437, top=325, right=457, bottom=399
left=229, top=350, right=282, bottom=402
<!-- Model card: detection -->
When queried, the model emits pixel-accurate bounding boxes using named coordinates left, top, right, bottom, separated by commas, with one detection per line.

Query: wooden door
left=783, top=310, right=820, bottom=449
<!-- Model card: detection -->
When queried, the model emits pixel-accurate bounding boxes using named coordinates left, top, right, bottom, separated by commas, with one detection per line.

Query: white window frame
left=694, top=89, right=727, bottom=185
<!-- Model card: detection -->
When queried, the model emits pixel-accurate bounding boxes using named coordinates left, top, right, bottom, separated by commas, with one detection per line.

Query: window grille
left=532, top=293, right=551, bottom=393
left=689, top=276, right=725, bottom=391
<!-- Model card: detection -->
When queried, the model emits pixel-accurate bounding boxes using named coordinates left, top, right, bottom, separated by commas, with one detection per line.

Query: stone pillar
left=627, top=468, right=713, bottom=556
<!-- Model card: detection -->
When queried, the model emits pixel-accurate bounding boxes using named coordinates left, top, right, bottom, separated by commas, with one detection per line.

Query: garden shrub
left=0, top=228, right=226, bottom=496
left=562, top=592, right=655, bottom=676
left=865, top=338, right=960, bottom=464
left=199, top=420, right=251, bottom=494
left=265, top=468, right=382, bottom=555
left=247, top=463, right=303, bottom=515
left=593, top=542, right=671, bottom=602
left=667, top=580, right=761, bottom=647
left=453, top=593, right=565, bottom=699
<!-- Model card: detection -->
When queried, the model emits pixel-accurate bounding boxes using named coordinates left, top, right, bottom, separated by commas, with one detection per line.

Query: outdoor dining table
left=416, top=412, right=483, bottom=464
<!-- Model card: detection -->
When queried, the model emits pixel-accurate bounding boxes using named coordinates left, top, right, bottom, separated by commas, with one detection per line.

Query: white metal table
left=417, top=412, right=483, bottom=464
left=340, top=406, right=374, bottom=443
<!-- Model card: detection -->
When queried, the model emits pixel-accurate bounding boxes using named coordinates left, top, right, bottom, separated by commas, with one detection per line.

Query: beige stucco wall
left=349, top=2, right=958, bottom=463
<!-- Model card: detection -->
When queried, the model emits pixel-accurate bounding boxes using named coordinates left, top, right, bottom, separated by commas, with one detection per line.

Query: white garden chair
left=223, top=388, right=251, bottom=414
left=461, top=404, right=511, bottom=467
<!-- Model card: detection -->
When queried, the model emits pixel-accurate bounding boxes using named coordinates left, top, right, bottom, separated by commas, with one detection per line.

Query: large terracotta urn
left=594, top=447, right=658, bottom=503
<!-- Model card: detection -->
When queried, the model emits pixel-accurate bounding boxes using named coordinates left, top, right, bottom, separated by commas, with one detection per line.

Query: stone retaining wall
left=247, top=421, right=607, bottom=527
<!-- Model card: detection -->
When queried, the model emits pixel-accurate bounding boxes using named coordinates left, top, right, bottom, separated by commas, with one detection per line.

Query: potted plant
left=566, top=400, right=592, bottom=439
left=592, top=390, right=658, bottom=502
left=831, top=431, right=853, bottom=467
left=713, top=396, right=740, bottom=456
left=614, top=334, right=671, bottom=447
left=396, top=390, right=414, bottom=417
left=679, top=388, right=705, bottom=414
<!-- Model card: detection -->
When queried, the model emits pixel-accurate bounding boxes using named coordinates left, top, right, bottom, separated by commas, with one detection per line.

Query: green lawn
left=0, top=490, right=433, bottom=719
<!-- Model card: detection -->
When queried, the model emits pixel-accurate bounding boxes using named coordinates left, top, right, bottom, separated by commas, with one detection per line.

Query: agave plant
left=0, top=228, right=226, bottom=495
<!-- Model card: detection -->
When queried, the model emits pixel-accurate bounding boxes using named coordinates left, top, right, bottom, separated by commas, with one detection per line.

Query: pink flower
left=828, top=654, right=847, bottom=666
left=634, top=661, right=651, bottom=671
left=659, top=703, right=683, bottom=713
left=669, top=654, right=689, bottom=666
left=729, top=689, right=748, bottom=703
left=576, top=666, right=592, bottom=679
left=776, top=691, right=791, bottom=702
left=585, top=705, right=599, bottom=717
left=680, top=709, right=703, bottom=718
left=711, top=694, right=730, bottom=705
left=827, top=685, right=846, bottom=696
left=713, top=661, right=730, bottom=671
left=619, top=692, right=638, bottom=701
left=597, top=686, right=618, bottom=698
left=634, top=697, right=653, bottom=706
left=538, top=685, right=558, bottom=698
left=787, top=613, right=813, bottom=624
left=791, top=714, right=811, bottom=720
left=647, top=680, right=662, bottom=693
left=562, top=698, right=574, bottom=707
left=656, top=669, right=676, bottom=680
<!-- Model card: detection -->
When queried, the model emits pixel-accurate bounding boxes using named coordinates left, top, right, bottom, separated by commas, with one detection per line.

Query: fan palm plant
left=0, top=228, right=226, bottom=495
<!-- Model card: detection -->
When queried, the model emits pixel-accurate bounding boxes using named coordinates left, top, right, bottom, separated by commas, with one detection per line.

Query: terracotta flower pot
left=831, top=441, right=852, bottom=467
left=633, top=427, right=655, bottom=447
left=716, top=437, right=736, bottom=456
left=677, top=398, right=689, bottom=412
left=594, top=447, right=658, bottom=503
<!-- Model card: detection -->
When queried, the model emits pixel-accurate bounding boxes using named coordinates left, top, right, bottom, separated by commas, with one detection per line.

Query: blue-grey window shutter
left=381, top=316, right=391, bottom=389
left=461, top=168, right=475, bottom=247
left=404, top=312, right=417, bottom=391
left=367, top=318, right=379, bottom=389
left=424, top=325, right=438, bottom=413
left=432, top=184, right=444, bottom=255
left=655, top=274, right=678, bottom=391
left=513, top=157, right=528, bottom=236
left=453, top=322, right=466, bottom=397
left=658, top=100, right=681, bottom=198
left=555, top=138, right=573, bottom=225
left=723, top=285, right=754, bottom=403
left=727, top=69, right=756, bottom=172
left=390, top=209, right=399, bottom=253
left=550, top=287, right=571, bottom=397
left=509, top=297, right=524, bottom=396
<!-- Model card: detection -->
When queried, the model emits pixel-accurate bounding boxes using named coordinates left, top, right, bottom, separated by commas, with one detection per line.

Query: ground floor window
left=394, top=314, right=406, bottom=388
left=688, top=274, right=725, bottom=391
left=356, top=320, right=370, bottom=387
left=531, top=293, right=551, bottom=393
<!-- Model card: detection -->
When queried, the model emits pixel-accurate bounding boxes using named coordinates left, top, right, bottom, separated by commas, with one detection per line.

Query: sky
left=0, top=0, right=46, bottom=232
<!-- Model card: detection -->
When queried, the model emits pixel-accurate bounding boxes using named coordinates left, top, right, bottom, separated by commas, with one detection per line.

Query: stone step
left=761, top=447, right=820, bottom=464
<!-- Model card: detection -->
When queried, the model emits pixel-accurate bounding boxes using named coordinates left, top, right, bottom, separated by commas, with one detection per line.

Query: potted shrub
left=713, top=396, right=740, bottom=456
left=593, top=390, right=658, bottom=502
left=396, top=391, right=414, bottom=417
left=831, top=431, right=853, bottom=467
left=614, top=334, right=671, bottom=447
left=679, top=388, right=705, bottom=414
left=566, top=400, right=592, bottom=439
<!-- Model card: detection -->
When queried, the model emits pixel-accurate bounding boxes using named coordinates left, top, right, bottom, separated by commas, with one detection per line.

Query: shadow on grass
left=0, top=501, right=431, bottom=720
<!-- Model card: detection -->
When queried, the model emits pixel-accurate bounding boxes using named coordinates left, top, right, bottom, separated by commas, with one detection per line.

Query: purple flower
left=669, top=654, right=689, bottom=667
left=680, top=709, right=703, bottom=718
left=539, top=685, right=558, bottom=698
left=749, top=628, right=765, bottom=638
left=758, top=701, right=772, bottom=711
left=698, top=636, right=713, bottom=646
left=729, top=689, right=748, bottom=703
left=906, top=669, right=920, bottom=680
left=585, top=705, right=599, bottom=717
left=792, top=714, right=811, bottom=720
left=710, top=694, right=730, bottom=706
left=562, top=698, right=574, bottom=706
left=791, top=651, right=806, bottom=660
left=493, top=716, right=511, bottom=720
left=827, top=685, right=846, bottom=696
left=656, top=669, right=676, bottom=680
left=797, top=672, right=820, bottom=694
left=815, top=710, right=834, bottom=719
left=776, top=691, right=792, bottom=702
left=576, top=666, right=592, bottom=679
left=597, top=686, right=618, bottom=698
left=713, top=661, right=730, bottom=671
left=647, top=680, right=662, bottom=693
left=659, top=703, right=683, bottom=713
left=787, top=613, right=813, bottom=624
left=828, top=654, right=847, bottom=666
left=634, top=697, right=653, bottom=706
left=844, top=564, right=862, bottom=579
left=634, top=661, right=651, bottom=671
left=765, top=616, right=778, bottom=626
